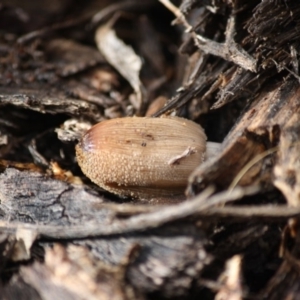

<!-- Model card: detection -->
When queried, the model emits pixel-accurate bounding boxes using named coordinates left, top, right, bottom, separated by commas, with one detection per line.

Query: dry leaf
left=95, top=22, right=144, bottom=109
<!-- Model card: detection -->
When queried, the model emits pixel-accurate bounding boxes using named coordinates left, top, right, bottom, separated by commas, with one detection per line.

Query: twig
left=17, top=16, right=90, bottom=44
left=199, top=205, right=300, bottom=220
left=159, top=0, right=192, bottom=30
left=0, top=186, right=259, bottom=240
left=91, top=0, right=154, bottom=26
left=229, top=147, right=278, bottom=191
left=103, top=202, right=300, bottom=221
left=159, top=0, right=257, bottom=72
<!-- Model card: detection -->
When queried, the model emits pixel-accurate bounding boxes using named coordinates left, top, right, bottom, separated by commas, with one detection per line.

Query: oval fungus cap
left=75, top=116, right=207, bottom=199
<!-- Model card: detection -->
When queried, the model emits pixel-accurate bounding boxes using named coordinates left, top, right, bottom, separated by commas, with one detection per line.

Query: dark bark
left=0, top=0, right=300, bottom=299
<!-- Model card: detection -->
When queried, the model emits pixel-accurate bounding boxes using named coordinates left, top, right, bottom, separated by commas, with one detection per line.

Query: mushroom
left=75, top=116, right=220, bottom=199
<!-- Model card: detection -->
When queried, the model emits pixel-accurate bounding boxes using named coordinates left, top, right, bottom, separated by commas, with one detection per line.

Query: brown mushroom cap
left=75, top=116, right=207, bottom=199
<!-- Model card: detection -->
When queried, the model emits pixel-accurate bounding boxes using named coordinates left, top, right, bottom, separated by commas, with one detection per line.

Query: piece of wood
left=188, top=77, right=300, bottom=195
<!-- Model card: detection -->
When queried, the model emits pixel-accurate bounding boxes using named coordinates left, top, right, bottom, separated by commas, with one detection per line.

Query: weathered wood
left=0, top=87, right=101, bottom=121
left=188, top=78, right=300, bottom=194
left=260, top=225, right=300, bottom=299
left=0, top=168, right=211, bottom=297
left=274, top=111, right=300, bottom=206
left=19, top=244, right=142, bottom=300
left=1, top=277, right=42, bottom=300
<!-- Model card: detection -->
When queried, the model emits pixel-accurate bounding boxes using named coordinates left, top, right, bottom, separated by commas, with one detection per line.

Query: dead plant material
left=0, top=0, right=300, bottom=299
left=95, top=19, right=145, bottom=110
